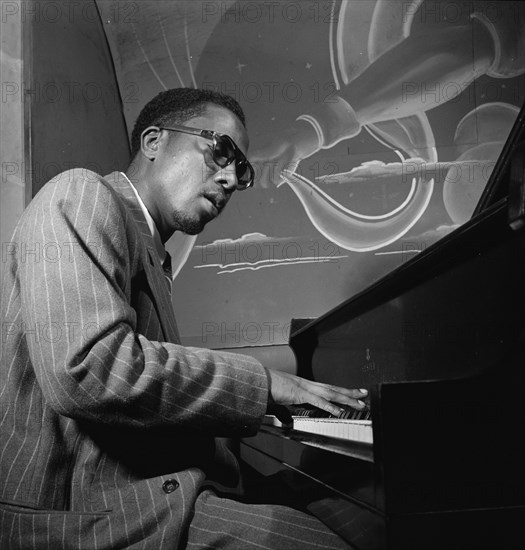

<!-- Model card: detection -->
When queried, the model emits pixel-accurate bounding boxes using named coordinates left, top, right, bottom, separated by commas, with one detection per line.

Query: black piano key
left=288, top=403, right=371, bottom=420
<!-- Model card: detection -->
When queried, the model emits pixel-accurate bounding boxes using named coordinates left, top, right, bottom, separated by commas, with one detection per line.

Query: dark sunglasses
left=159, top=125, right=254, bottom=190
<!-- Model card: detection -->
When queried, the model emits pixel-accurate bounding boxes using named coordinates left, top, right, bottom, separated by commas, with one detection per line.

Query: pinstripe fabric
left=0, top=169, right=271, bottom=549
left=184, top=490, right=353, bottom=549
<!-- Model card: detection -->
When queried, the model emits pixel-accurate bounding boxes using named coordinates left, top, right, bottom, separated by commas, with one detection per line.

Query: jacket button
left=162, top=479, right=179, bottom=494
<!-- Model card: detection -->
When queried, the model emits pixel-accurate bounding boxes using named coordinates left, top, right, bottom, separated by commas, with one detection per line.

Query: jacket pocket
left=0, top=500, right=113, bottom=550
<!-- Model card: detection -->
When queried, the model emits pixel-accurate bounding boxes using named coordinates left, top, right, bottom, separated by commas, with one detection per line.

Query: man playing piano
left=0, top=87, right=367, bottom=549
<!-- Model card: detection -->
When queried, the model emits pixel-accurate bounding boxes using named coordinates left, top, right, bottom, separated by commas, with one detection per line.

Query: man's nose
left=215, top=162, right=238, bottom=191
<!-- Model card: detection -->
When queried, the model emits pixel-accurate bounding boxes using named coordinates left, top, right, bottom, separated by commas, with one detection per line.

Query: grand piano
left=240, top=102, right=525, bottom=549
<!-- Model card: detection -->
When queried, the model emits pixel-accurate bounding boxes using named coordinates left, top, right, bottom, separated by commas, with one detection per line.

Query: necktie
left=162, top=252, right=173, bottom=294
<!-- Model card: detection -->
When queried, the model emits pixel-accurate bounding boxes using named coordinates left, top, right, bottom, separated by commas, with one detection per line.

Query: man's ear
left=140, top=127, right=162, bottom=160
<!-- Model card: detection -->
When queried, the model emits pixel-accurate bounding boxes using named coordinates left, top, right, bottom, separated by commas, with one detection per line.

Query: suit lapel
left=103, top=171, right=181, bottom=343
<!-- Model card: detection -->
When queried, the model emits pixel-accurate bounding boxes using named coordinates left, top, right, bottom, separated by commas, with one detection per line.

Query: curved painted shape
left=336, top=0, right=377, bottom=85
left=367, top=112, right=437, bottom=163
left=443, top=102, right=520, bottom=224
left=454, top=102, right=520, bottom=152
left=282, top=170, right=434, bottom=252
left=292, top=110, right=436, bottom=250
left=335, top=0, right=423, bottom=85
left=368, top=0, right=423, bottom=61
left=328, top=1, right=436, bottom=250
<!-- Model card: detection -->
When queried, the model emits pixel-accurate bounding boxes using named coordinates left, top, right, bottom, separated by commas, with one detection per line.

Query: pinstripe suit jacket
left=0, top=169, right=269, bottom=549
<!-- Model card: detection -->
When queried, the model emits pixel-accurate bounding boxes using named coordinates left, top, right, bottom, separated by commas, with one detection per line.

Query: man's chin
left=173, top=208, right=217, bottom=235
left=175, top=218, right=207, bottom=235
left=181, top=227, right=202, bottom=236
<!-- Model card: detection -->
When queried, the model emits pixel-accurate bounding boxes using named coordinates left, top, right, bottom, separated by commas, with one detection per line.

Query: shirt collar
left=120, top=172, right=166, bottom=264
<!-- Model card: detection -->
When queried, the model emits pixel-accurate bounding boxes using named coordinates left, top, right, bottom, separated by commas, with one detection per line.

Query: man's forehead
left=190, top=104, right=249, bottom=150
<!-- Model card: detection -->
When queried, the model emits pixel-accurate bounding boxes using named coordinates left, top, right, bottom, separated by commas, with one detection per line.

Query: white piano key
left=263, top=416, right=373, bottom=444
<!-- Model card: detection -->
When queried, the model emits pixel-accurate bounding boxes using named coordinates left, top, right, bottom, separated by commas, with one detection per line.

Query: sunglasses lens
left=212, top=136, right=236, bottom=167
left=235, top=163, right=253, bottom=189
left=213, top=135, right=254, bottom=189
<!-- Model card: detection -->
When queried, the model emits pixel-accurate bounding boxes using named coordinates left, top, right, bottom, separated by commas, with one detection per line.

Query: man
left=0, top=88, right=366, bottom=548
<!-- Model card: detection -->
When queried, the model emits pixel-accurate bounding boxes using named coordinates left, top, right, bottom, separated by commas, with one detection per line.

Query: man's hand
left=266, top=368, right=367, bottom=418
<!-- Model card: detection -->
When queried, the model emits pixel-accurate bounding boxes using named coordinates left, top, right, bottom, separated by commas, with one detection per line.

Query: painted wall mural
left=98, top=0, right=525, bottom=348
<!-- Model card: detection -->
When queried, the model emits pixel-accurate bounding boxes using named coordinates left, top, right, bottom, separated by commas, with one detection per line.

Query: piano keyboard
left=263, top=415, right=373, bottom=443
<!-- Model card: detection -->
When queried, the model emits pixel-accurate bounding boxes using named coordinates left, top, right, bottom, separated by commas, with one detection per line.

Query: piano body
left=240, top=104, right=525, bottom=549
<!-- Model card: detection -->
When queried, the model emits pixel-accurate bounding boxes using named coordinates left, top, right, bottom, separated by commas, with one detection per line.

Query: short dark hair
left=130, top=88, right=246, bottom=159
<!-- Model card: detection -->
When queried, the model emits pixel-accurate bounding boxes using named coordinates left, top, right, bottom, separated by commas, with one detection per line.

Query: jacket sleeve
left=17, top=170, right=269, bottom=435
